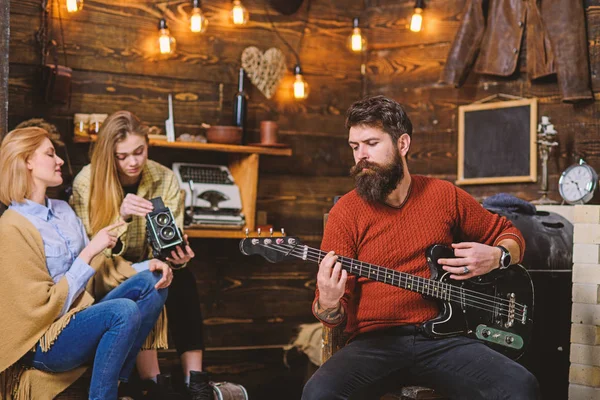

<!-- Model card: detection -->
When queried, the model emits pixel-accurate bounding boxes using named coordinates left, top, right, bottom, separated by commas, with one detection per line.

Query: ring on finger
left=462, top=266, right=469, bottom=274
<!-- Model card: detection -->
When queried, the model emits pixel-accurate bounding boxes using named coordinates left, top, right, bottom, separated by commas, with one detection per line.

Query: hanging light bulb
left=190, top=0, right=208, bottom=33
left=231, top=0, right=249, bottom=26
left=293, top=64, right=309, bottom=100
left=348, top=17, right=367, bottom=53
left=410, top=0, right=424, bottom=33
left=157, top=18, right=176, bottom=55
left=66, top=0, right=83, bottom=13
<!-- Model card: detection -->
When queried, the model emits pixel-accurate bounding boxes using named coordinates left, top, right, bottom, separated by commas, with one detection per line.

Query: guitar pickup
left=476, top=325, right=523, bottom=350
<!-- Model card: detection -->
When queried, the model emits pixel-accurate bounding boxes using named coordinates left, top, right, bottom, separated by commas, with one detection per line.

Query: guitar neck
left=299, top=245, right=454, bottom=300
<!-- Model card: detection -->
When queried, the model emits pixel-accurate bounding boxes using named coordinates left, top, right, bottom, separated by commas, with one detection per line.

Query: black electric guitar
left=240, top=236, right=534, bottom=360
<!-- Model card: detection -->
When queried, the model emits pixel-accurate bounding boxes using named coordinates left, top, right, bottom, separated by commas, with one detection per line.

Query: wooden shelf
left=185, top=228, right=285, bottom=239
left=72, top=136, right=292, bottom=156
left=72, top=134, right=290, bottom=238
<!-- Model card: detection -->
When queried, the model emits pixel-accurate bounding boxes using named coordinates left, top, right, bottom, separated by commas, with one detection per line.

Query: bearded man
left=302, top=96, right=539, bottom=400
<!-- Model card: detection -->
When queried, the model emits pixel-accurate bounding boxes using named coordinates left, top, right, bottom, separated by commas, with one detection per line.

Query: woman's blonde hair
left=89, top=111, right=148, bottom=235
left=0, top=127, right=51, bottom=205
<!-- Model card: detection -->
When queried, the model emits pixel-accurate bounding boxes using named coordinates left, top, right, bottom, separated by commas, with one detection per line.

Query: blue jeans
left=302, top=326, right=539, bottom=400
left=24, top=270, right=168, bottom=400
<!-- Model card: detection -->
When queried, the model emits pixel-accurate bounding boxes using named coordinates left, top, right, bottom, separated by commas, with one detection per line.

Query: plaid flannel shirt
left=70, top=159, right=184, bottom=263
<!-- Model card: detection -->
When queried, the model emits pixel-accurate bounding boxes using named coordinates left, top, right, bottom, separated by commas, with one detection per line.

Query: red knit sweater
left=315, top=175, right=525, bottom=340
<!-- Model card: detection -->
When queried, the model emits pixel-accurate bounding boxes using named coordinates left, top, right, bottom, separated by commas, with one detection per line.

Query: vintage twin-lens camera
left=146, top=197, right=184, bottom=260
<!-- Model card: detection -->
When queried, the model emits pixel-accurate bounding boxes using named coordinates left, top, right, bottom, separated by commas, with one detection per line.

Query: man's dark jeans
left=302, top=326, right=539, bottom=400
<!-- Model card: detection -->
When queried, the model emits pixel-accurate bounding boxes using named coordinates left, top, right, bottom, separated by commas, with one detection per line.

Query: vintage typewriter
left=172, top=163, right=245, bottom=228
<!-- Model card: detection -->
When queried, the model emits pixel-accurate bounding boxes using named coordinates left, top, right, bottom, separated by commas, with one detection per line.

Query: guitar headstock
left=239, top=230, right=303, bottom=263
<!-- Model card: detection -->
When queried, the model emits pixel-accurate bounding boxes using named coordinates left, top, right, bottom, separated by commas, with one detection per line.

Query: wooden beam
left=0, top=0, right=8, bottom=138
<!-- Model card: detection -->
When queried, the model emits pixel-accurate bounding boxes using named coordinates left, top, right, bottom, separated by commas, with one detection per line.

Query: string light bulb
left=348, top=17, right=367, bottom=53
left=293, top=64, right=309, bottom=100
left=410, top=0, right=424, bottom=32
left=231, top=0, right=249, bottom=25
left=66, top=0, right=83, bottom=13
left=190, top=0, right=208, bottom=33
left=157, top=18, right=176, bottom=55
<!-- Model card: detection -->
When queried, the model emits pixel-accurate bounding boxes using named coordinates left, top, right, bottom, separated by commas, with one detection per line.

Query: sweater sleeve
left=314, top=202, right=358, bottom=329
left=453, top=187, right=526, bottom=263
left=70, top=166, right=130, bottom=257
left=164, top=171, right=184, bottom=231
left=69, top=169, right=93, bottom=238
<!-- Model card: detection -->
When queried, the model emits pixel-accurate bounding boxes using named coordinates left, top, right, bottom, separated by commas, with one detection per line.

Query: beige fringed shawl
left=0, top=209, right=168, bottom=399
left=0, top=210, right=93, bottom=399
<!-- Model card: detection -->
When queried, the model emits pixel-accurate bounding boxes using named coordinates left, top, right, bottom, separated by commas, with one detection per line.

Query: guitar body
left=422, top=245, right=534, bottom=360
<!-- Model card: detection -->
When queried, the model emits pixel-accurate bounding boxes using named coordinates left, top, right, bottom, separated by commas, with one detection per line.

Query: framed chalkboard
left=456, top=98, right=537, bottom=185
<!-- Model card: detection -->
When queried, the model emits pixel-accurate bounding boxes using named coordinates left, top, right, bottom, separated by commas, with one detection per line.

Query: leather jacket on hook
left=440, top=0, right=593, bottom=103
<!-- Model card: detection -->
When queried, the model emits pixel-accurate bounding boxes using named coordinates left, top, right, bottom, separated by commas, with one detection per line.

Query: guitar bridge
left=505, top=293, right=515, bottom=328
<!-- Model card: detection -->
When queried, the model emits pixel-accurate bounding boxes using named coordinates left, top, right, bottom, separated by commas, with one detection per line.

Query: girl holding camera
left=70, top=111, right=209, bottom=400
left=0, top=127, right=171, bottom=399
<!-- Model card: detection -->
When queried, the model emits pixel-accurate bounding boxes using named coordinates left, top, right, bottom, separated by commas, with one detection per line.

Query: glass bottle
left=232, top=67, right=248, bottom=143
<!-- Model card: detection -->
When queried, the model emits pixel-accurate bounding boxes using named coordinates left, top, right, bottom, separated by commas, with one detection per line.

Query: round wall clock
left=558, top=159, right=598, bottom=204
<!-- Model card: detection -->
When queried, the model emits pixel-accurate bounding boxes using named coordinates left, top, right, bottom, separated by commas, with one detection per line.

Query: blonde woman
left=0, top=127, right=171, bottom=400
left=70, top=111, right=209, bottom=399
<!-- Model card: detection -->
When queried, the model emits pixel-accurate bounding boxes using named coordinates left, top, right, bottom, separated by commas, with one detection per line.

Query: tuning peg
left=257, top=228, right=262, bottom=236
left=281, top=228, right=286, bottom=237
left=270, top=227, right=273, bottom=237
left=245, top=228, right=249, bottom=238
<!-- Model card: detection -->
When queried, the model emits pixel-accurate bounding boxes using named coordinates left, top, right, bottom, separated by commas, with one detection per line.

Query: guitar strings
left=259, top=242, right=527, bottom=320
left=271, top=243, right=525, bottom=320
left=334, top=252, right=527, bottom=314
left=295, top=243, right=528, bottom=312
left=261, top=243, right=519, bottom=319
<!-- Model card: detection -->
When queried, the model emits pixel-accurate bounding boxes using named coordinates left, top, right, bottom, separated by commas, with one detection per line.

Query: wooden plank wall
left=366, top=0, right=600, bottom=204
left=11, top=0, right=599, bottom=397
left=0, top=0, right=8, bottom=137
left=8, top=0, right=362, bottom=397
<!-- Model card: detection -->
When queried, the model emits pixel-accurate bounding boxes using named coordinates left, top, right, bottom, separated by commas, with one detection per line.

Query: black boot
left=140, top=373, right=173, bottom=400
left=187, top=371, right=213, bottom=400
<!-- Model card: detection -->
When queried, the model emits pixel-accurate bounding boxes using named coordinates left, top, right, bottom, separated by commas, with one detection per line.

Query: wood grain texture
left=11, top=1, right=600, bottom=395
left=0, top=0, right=8, bottom=138
left=7, top=2, right=361, bottom=385
left=367, top=0, right=600, bottom=203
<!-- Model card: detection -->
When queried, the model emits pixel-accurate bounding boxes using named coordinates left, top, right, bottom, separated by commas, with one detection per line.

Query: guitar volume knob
left=505, top=336, right=514, bottom=345
left=482, top=329, right=491, bottom=338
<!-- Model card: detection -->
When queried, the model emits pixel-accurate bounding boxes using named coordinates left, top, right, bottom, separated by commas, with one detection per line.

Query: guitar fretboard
left=295, top=245, right=460, bottom=302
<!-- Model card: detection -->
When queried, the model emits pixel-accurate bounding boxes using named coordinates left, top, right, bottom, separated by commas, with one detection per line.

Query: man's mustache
left=350, top=160, right=383, bottom=175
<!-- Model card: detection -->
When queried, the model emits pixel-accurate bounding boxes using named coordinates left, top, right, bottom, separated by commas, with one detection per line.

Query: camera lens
left=155, top=212, right=171, bottom=226
left=160, top=226, right=176, bottom=241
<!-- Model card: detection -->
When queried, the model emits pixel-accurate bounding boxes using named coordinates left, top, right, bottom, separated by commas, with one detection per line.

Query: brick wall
left=570, top=206, right=600, bottom=399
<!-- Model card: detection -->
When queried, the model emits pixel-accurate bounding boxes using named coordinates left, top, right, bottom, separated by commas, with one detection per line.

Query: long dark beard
left=350, top=152, right=404, bottom=203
